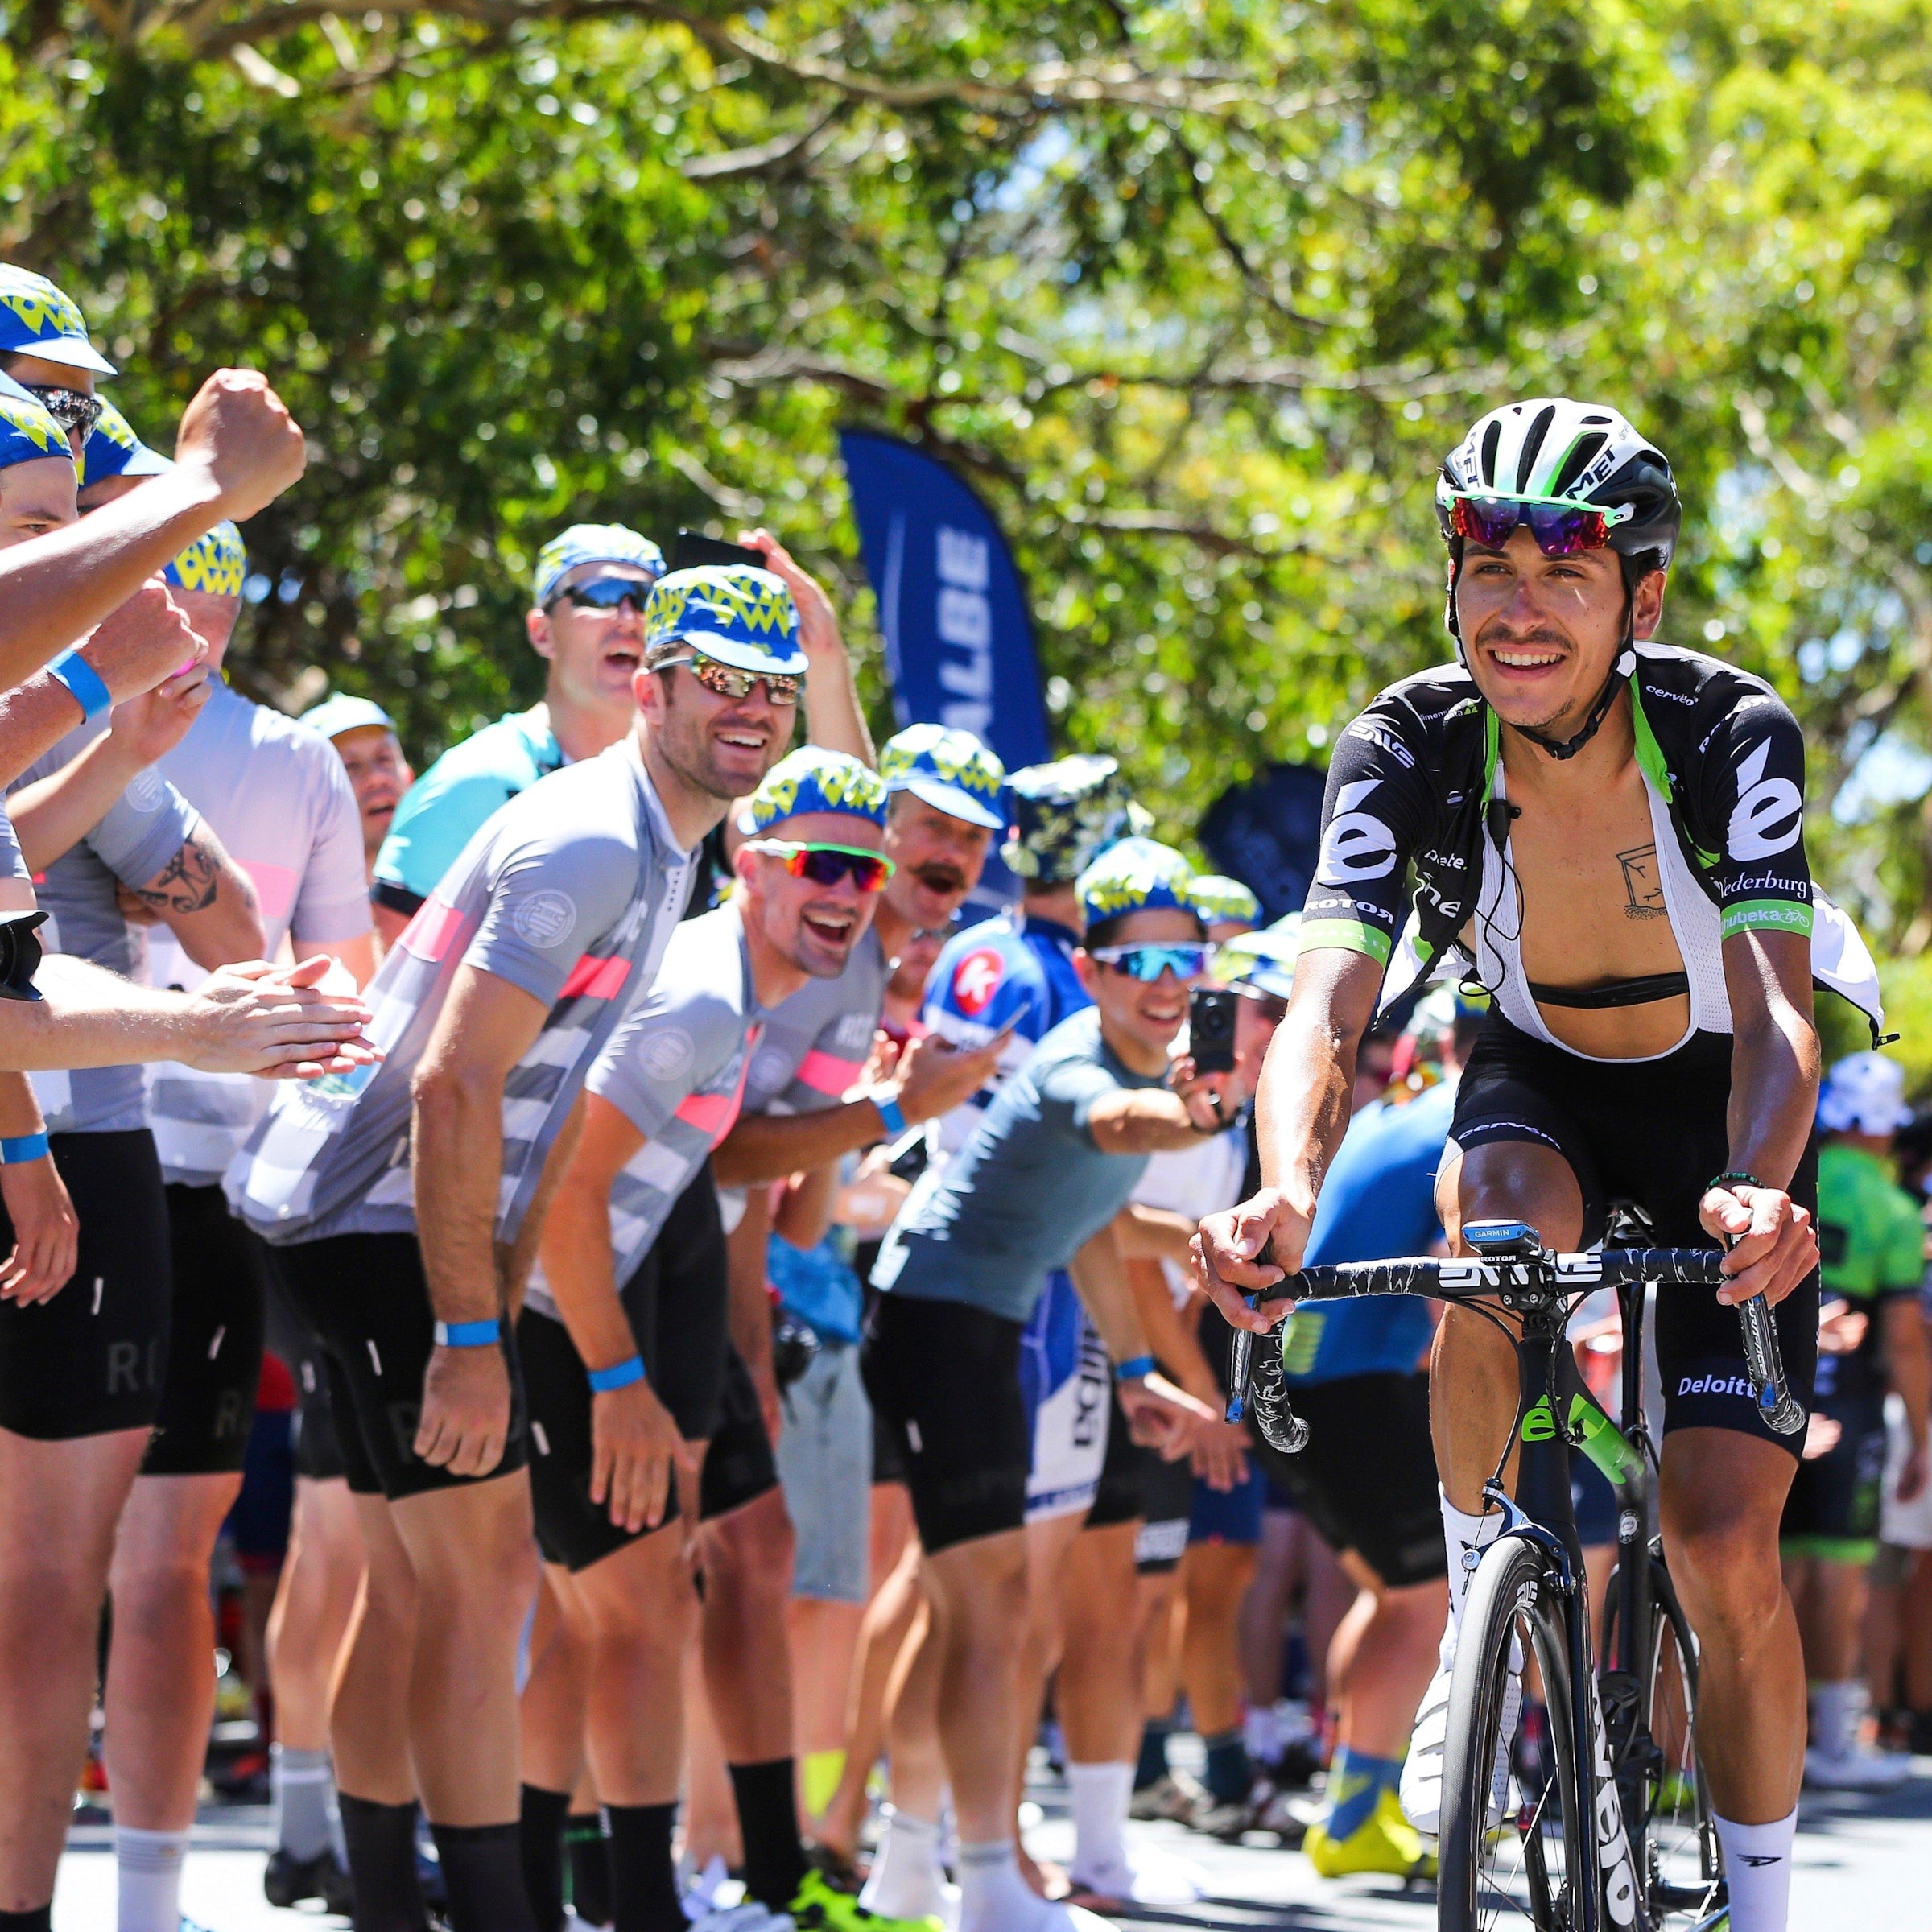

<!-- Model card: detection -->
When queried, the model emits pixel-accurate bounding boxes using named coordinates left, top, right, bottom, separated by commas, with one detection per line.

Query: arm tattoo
left=1616, top=843, right=1666, bottom=920
left=132, top=832, right=229, bottom=916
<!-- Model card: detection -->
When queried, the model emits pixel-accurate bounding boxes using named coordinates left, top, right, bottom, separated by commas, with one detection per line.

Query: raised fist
left=173, top=369, right=306, bottom=522
left=80, top=579, right=205, bottom=704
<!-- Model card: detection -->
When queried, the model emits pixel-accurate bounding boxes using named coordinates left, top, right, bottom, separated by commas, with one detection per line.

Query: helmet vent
left=1479, top=419, right=1502, bottom=484
left=1515, top=404, right=1557, bottom=493
left=1551, top=432, right=1608, bottom=495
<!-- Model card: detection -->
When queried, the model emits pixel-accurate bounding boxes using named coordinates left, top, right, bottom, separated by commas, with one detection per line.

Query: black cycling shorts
left=862, top=1293, right=1028, bottom=1556
left=1248, top=1370, right=1447, bottom=1590
left=859, top=1281, right=908, bottom=1488
left=1451, top=1017, right=1818, bottom=1458
left=275, top=1231, right=529, bottom=1502
left=1781, top=1390, right=1889, bottom=1557
left=263, top=1271, right=349, bottom=1485
left=1088, top=1387, right=1143, bottom=1531
left=699, top=1344, right=780, bottom=1524
left=1134, top=1447, right=1195, bottom=1575
left=142, top=1182, right=270, bottom=1476
left=0, top=1129, right=171, bottom=1442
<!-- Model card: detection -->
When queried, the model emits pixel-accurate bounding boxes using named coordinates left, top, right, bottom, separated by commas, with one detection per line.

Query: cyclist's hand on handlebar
left=1699, top=1181, right=1818, bottom=1308
left=1191, top=1187, right=1307, bottom=1333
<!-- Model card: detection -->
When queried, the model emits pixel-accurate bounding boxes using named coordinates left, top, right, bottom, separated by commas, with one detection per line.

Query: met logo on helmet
left=1316, top=780, right=1398, bottom=884
left=1728, top=738, right=1802, bottom=862
left=952, top=947, right=1006, bottom=1017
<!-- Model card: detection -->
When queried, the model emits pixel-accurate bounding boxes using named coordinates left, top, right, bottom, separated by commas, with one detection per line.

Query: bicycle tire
left=1439, top=1534, right=1588, bottom=1932
left=1603, top=1554, right=1720, bottom=1921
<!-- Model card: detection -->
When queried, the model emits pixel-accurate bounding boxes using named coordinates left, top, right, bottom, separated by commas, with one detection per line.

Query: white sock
left=1810, top=1679, right=1858, bottom=1760
left=1067, top=1761, right=1133, bottom=1885
left=1712, top=1807, right=1797, bottom=1932
left=1441, top=1488, right=1501, bottom=1649
left=859, top=1806, right=947, bottom=1919
left=1242, top=1703, right=1282, bottom=1765
left=956, top=1838, right=1061, bottom=1932
left=116, top=1824, right=189, bottom=1932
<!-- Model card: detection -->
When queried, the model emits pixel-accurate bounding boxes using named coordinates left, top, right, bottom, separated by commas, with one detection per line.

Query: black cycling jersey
left=1298, top=642, right=1881, bottom=1042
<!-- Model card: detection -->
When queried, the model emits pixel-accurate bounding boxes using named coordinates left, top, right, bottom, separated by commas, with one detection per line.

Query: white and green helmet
left=1435, top=398, right=1680, bottom=575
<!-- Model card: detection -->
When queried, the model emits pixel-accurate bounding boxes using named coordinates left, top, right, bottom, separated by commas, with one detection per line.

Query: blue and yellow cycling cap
left=1215, top=917, right=1298, bottom=1001
left=165, top=521, right=246, bottom=598
left=0, top=266, right=114, bottom=376
left=532, top=523, right=665, bottom=609
left=80, top=399, right=171, bottom=488
left=747, top=747, right=890, bottom=833
left=0, top=387, right=75, bottom=476
left=644, top=564, right=807, bottom=678
left=879, top=724, right=1005, bottom=832
left=1076, top=836, right=1198, bottom=928
left=1189, top=874, right=1261, bottom=928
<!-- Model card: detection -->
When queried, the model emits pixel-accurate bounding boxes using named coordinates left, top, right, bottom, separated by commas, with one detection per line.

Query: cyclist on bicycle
left=1195, top=397, right=1885, bottom=1932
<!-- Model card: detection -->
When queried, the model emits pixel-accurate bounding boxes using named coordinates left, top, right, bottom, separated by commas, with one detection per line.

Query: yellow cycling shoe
left=1305, top=1785, right=1438, bottom=1881
left=788, top=1869, right=943, bottom=1930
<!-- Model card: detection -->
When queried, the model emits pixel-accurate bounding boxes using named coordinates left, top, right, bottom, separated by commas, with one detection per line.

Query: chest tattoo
left=1616, top=843, right=1667, bottom=920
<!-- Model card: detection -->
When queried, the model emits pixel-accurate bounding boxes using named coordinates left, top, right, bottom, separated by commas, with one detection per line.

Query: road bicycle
left=1227, top=1208, right=1804, bottom=1931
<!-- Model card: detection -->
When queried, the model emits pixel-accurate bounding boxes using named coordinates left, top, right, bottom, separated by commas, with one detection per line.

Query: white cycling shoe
left=1804, top=1744, right=1913, bottom=1791
left=1400, top=1625, right=1522, bottom=1837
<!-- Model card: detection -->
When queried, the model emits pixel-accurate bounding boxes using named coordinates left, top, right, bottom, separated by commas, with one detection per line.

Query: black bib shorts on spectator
left=862, top=1292, right=1030, bottom=1557
left=0, top=1129, right=171, bottom=1442
left=522, top=1162, right=744, bottom=1572
left=1451, top=1014, right=1818, bottom=1455
left=263, top=1268, right=347, bottom=1484
left=1247, top=1371, right=1447, bottom=1590
left=142, top=1180, right=272, bottom=1476
left=276, top=1230, right=530, bottom=1501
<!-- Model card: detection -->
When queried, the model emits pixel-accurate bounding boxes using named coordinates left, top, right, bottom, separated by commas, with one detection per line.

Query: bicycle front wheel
left=1439, top=1534, right=1587, bottom=1932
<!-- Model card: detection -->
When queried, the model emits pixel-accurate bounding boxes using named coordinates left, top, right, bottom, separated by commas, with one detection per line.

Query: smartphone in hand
left=1188, top=985, right=1239, bottom=1075
left=674, top=530, right=766, bottom=572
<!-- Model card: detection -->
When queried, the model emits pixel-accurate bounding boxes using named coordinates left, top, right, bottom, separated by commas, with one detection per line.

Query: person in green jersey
left=1781, top=1051, right=1930, bottom=1790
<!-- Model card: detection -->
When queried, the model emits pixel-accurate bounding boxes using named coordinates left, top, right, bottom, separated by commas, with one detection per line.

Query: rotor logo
left=1728, top=739, right=1802, bottom=861
left=952, top=947, right=1005, bottom=1017
left=1316, top=780, right=1398, bottom=883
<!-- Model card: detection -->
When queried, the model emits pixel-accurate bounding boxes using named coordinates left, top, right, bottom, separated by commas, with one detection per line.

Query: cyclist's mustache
left=1475, top=621, right=1574, bottom=654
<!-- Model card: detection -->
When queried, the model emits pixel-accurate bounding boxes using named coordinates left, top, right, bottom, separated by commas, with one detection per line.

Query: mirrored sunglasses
left=1446, top=490, right=1632, bottom=558
left=663, top=654, right=802, bottom=708
left=1090, top=942, right=1213, bottom=983
left=25, top=385, right=102, bottom=438
left=551, top=574, right=657, bottom=613
left=746, top=839, right=894, bottom=892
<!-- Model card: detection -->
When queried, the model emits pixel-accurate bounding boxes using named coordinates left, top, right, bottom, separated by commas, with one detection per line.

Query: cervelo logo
left=1316, top=780, right=1397, bottom=884
left=952, top=947, right=1006, bottom=1017
left=1678, top=1372, right=1755, bottom=1399
left=1728, top=739, right=1802, bottom=861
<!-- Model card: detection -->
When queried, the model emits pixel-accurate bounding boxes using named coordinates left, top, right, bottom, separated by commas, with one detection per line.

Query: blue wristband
left=0, top=1132, right=48, bottom=1164
left=46, top=649, right=112, bottom=721
left=433, top=1318, right=501, bottom=1348
left=1113, top=1354, right=1157, bottom=1383
left=587, top=1354, right=646, bottom=1394
left=873, top=1091, right=907, bottom=1137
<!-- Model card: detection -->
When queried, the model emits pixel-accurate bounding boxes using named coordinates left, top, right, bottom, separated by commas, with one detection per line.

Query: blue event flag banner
left=1198, top=761, right=1329, bottom=924
left=839, top=429, right=1050, bottom=778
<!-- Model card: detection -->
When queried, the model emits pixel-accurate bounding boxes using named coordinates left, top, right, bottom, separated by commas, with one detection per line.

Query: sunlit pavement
left=53, top=1765, right=1932, bottom=1929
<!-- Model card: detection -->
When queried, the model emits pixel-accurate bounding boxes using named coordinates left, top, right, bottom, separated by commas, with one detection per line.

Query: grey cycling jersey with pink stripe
left=227, top=739, right=696, bottom=1245
left=741, top=925, right=889, bottom=1119
left=144, top=682, right=371, bottom=1185
left=10, top=718, right=199, bottom=1135
left=523, top=901, right=763, bottom=1322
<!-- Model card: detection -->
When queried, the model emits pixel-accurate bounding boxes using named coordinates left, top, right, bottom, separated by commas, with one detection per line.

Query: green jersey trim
left=1719, top=898, right=1814, bottom=940
left=1298, top=917, right=1393, bottom=966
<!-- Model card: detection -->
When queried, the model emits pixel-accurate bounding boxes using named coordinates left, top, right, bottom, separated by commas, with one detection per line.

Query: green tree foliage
left=9, top=0, right=1932, bottom=1067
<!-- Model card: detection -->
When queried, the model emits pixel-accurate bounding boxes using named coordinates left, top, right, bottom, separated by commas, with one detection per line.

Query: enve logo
left=1728, top=738, right=1802, bottom=861
left=952, top=947, right=1005, bottom=1017
left=1316, top=779, right=1398, bottom=883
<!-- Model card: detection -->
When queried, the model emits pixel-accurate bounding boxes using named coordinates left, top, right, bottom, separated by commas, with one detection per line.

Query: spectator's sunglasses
left=745, top=840, right=894, bottom=892
left=659, top=654, right=802, bottom=708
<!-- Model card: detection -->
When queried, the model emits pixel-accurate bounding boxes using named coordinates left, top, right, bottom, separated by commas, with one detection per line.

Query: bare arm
left=1885, top=1295, right=1931, bottom=1465
left=741, top=528, right=873, bottom=764
left=0, top=952, right=372, bottom=1077
left=1085, top=1080, right=1224, bottom=1155
left=1191, top=947, right=1382, bottom=1331
left=774, top=1161, right=839, bottom=1251
left=1116, top=1202, right=1198, bottom=1268
left=0, top=370, right=304, bottom=689
left=304, top=932, right=378, bottom=990
left=134, top=822, right=265, bottom=970
left=540, top=1095, right=650, bottom=1373
left=727, top=1182, right=782, bottom=1443
left=0, top=1071, right=75, bottom=1307
left=1701, top=929, right=1822, bottom=1307
left=1067, top=1220, right=1212, bottom=1455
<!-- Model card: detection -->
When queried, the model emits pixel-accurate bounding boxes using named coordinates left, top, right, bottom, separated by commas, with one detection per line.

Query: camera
left=1188, top=985, right=1238, bottom=1075
left=0, top=910, right=47, bottom=1003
